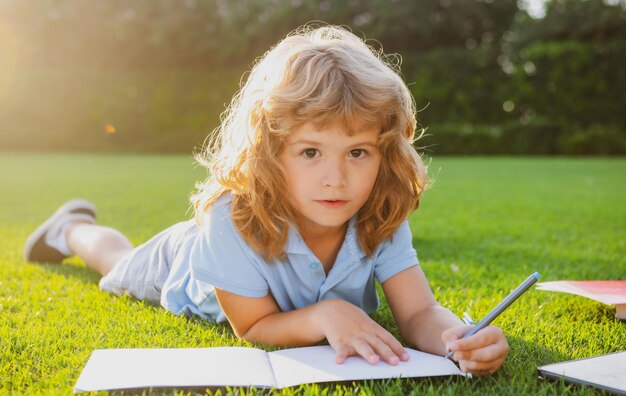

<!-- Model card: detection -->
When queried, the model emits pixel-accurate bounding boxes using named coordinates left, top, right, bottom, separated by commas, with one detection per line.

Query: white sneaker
left=23, top=199, right=97, bottom=263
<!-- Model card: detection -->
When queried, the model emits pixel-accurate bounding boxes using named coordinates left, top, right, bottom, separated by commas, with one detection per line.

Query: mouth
left=315, top=199, right=348, bottom=209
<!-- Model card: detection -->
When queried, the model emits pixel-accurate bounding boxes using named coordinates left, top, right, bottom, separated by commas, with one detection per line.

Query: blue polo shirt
left=160, top=194, right=419, bottom=322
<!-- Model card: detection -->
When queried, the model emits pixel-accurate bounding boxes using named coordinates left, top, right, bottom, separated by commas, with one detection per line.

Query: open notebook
left=538, top=351, right=626, bottom=394
left=74, top=345, right=465, bottom=392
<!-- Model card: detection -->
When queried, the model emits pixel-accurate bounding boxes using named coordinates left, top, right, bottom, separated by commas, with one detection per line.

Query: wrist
left=310, top=299, right=331, bottom=334
left=311, top=299, right=343, bottom=339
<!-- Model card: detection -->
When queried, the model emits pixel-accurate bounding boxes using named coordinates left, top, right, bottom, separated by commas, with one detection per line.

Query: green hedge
left=404, top=37, right=625, bottom=155
left=421, top=122, right=626, bottom=155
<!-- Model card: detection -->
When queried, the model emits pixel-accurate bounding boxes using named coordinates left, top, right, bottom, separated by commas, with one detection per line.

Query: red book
left=536, top=280, right=626, bottom=320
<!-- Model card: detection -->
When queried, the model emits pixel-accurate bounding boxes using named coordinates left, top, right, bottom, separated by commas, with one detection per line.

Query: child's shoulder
left=212, top=192, right=233, bottom=213
left=199, top=192, right=233, bottom=222
left=193, top=192, right=262, bottom=264
left=191, top=193, right=235, bottom=238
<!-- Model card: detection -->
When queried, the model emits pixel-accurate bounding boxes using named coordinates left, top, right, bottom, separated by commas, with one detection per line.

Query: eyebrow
left=287, top=139, right=378, bottom=148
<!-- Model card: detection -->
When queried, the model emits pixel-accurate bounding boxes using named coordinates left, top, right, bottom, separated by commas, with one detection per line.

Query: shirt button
left=309, top=262, right=319, bottom=270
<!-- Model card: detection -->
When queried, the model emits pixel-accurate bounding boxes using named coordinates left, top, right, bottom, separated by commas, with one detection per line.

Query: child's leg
left=24, top=199, right=133, bottom=277
left=65, top=222, right=133, bottom=276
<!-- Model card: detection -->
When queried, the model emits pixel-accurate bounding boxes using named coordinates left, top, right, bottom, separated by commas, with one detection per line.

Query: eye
left=349, top=149, right=367, bottom=158
left=302, top=148, right=319, bottom=158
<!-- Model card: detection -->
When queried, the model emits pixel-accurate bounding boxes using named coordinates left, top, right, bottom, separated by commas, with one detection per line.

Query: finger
left=441, top=325, right=473, bottom=351
left=333, top=343, right=352, bottom=365
left=450, top=325, right=504, bottom=353
left=441, top=325, right=473, bottom=343
left=351, top=338, right=380, bottom=365
left=453, top=342, right=509, bottom=363
left=366, top=335, right=400, bottom=366
left=461, top=362, right=497, bottom=378
left=459, top=356, right=505, bottom=375
left=375, top=331, right=409, bottom=362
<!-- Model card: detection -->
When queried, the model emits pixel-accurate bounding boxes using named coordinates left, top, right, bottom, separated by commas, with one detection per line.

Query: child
left=24, top=25, right=508, bottom=374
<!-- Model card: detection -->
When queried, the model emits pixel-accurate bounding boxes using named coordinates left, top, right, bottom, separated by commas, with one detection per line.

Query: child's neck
left=300, top=224, right=347, bottom=275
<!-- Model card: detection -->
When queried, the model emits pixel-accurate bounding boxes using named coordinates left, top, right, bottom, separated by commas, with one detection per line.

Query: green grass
left=1, top=153, right=625, bottom=395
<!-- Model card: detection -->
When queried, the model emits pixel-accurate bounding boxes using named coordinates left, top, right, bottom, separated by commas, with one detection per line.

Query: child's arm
left=382, top=266, right=509, bottom=374
left=214, top=288, right=408, bottom=365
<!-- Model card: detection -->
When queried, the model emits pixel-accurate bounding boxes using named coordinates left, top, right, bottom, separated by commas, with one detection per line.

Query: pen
left=445, top=272, right=541, bottom=360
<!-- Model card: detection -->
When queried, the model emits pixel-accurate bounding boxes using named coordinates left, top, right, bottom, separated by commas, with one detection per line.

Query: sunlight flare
left=104, top=124, right=117, bottom=134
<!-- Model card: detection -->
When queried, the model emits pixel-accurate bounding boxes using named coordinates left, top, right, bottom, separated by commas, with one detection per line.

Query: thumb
left=441, top=325, right=472, bottom=349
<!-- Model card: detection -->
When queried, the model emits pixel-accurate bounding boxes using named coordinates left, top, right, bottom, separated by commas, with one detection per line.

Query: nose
left=321, top=158, right=347, bottom=188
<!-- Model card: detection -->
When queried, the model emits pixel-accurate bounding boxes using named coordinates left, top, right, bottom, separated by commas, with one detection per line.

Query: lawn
left=1, top=153, right=624, bottom=395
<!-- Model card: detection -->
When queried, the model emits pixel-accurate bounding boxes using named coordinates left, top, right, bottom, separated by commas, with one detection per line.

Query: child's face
left=279, top=122, right=381, bottom=237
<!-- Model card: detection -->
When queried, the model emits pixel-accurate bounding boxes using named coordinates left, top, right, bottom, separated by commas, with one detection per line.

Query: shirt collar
left=284, top=217, right=366, bottom=259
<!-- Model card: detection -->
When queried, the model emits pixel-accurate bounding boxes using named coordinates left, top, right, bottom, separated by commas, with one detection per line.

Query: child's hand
left=441, top=324, right=509, bottom=375
left=315, top=299, right=410, bottom=366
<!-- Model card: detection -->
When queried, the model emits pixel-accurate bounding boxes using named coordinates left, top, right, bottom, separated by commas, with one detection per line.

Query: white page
left=74, top=347, right=274, bottom=392
left=269, top=345, right=464, bottom=389
left=538, top=351, right=626, bottom=393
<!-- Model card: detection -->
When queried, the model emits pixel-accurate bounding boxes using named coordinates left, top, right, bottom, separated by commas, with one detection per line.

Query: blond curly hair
left=192, top=24, right=427, bottom=262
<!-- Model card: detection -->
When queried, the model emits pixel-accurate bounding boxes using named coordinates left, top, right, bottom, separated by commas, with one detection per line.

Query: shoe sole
left=23, top=199, right=96, bottom=263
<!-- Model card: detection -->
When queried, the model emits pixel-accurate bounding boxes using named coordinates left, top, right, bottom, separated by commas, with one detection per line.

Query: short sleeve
left=373, top=220, right=419, bottom=283
left=187, top=203, right=269, bottom=298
